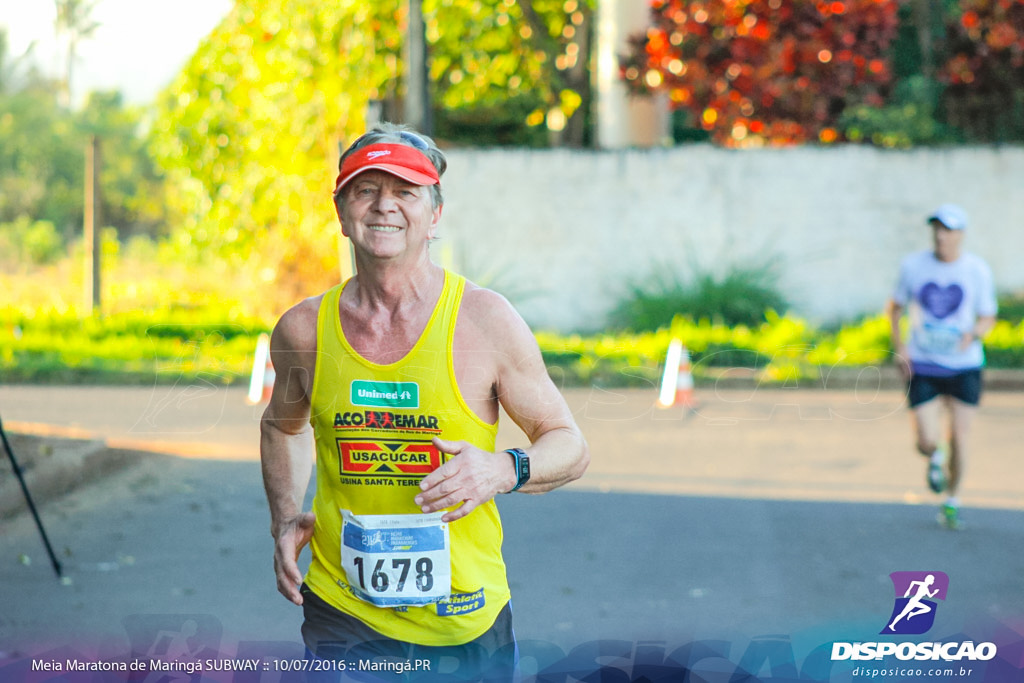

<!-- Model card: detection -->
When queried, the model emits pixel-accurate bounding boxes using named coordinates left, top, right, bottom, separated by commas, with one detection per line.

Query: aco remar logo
left=881, top=571, right=949, bottom=635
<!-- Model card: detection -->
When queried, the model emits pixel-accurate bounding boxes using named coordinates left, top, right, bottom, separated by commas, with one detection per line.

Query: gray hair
left=335, top=122, right=447, bottom=211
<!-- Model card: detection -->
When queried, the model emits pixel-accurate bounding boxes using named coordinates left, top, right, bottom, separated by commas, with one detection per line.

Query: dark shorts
left=300, top=584, right=518, bottom=683
left=908, top=369, right=983, bottom=408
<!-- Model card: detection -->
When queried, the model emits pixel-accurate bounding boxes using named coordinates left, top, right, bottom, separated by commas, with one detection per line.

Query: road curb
left=692, top=366, right=1024, bottom=391
left=0, top=431, right=146, bottom=520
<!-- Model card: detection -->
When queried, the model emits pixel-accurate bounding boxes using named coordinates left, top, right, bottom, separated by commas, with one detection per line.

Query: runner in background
left=888, top=204, right=997, bottom=530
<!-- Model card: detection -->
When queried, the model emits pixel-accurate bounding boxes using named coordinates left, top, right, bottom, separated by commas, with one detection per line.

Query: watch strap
left=504, top=448, right=530, bottom=493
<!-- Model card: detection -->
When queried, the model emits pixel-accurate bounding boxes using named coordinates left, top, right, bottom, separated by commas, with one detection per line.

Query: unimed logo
left=350, top=380, right=419, bottom=409
left=882, top=571, right=949, bottom=635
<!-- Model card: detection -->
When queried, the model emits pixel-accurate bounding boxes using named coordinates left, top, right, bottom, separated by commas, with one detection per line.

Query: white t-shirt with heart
left=892, top=249, right=997, bottom=375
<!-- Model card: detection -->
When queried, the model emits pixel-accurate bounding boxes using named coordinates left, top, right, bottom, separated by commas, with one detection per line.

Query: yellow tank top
left=305, top=270, right=509, bottom=646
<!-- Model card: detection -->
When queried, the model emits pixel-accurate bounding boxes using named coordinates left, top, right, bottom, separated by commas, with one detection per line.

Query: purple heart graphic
left=920, top=282, right=963, bottom=319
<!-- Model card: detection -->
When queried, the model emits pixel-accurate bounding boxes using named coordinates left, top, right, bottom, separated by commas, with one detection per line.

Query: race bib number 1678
left=340, top=510, right=452, bottom=607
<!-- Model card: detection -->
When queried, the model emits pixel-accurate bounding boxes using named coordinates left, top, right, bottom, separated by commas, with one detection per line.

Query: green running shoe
left=938, top=503, right=961, bottom=530
left=927, top=462, right=947, bottom=493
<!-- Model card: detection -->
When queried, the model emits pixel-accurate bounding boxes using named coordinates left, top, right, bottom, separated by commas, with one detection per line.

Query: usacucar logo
left=882, top=571, right=949, bottom=635
left=338, top=439, right=442, bottom=478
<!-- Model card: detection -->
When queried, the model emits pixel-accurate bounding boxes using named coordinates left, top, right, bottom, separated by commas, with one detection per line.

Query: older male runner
left=260, top=122, right=589, bottom=680
left=889, top=204, right=997, bottom=530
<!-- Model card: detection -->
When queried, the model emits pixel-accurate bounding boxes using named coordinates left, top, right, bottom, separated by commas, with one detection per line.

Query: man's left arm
left=415, top=291, right=589, bottom=522
left=961, top=314, right=996, bottom=350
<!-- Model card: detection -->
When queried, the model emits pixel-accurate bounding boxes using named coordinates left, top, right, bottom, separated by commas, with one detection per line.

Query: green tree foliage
left=844, top=0, right=1024, bottom=146
left=79, top=91, right=167, bottom=238
left=0, top=217, right=64, bottom=268
left=940, top=0, right=1024, bottom=141
left=839, top=74, right=954, bottom=147
left=429, top=0, right=594, bottom=147
left=149, top=0, right=595, bottom=306
left=0, top=31, right=82, bottom=235
left=0, top=28, right=167, bottom=256
left=150, top=1, right=390, bottom=304
left=623, top=0, right=1024, bottom=147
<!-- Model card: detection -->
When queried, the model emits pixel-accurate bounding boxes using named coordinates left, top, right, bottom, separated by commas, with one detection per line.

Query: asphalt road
left=1, top=383, right=1022, bottom=681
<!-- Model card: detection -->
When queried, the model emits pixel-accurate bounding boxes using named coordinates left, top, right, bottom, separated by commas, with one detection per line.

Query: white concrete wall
left=436, top=145, right=1024, bottom=332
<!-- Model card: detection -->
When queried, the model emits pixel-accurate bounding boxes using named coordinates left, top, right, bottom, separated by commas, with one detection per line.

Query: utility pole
left=404, top=0, right=432, bottom=135
left=594, top=0, right=670, bottom=148
left=84, top=135, right=101, bottom=314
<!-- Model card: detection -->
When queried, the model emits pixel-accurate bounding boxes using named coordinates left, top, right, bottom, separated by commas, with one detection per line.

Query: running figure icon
left=887, top=574, right=939, bottom=632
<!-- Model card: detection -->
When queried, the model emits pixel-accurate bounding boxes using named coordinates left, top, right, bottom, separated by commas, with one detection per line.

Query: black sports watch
left=504, top=448, right=531, bottom=493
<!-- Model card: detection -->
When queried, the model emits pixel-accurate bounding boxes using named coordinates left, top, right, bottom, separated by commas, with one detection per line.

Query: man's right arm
left=260, top=300, right=319, bottom=605
left=888, top=258, right=912, bottom=379
left=887, top=299, right=911, bottom=380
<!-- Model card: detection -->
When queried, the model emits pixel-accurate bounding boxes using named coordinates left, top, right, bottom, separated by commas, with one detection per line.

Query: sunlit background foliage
left=149, top=0, right=596, bottom=307
left=2, top=0, right=1023, bottom=384
left=620, top=0, right=1024, bottom=147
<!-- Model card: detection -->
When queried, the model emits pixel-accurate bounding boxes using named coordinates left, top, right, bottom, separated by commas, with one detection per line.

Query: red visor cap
left=334, top=143, right=440, bottom=196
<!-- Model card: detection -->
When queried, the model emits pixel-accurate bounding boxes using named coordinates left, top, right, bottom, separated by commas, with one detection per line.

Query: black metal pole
left=0, top=414, right=63, bottom=578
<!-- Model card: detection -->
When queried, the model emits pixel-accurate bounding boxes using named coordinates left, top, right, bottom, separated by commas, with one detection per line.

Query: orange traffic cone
left=674, top=345, right=696, bottom=409
left=657, top=339, right=695, bottom=409
left=247, top=333, right=275, bottom=405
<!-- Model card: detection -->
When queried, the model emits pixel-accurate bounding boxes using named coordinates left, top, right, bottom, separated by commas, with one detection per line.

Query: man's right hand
left=273, top=512, right=316, bottom=605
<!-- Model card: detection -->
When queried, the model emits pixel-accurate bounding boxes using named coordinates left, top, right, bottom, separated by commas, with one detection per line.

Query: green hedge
left=0, top=306, right=268, bottom=385
left=537, top=314, right=1024, bottom=387
left=1, top=308, right=1022, bottom=386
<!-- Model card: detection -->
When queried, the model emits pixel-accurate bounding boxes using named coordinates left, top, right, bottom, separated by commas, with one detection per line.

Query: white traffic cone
left=247, top=333, right=275, bottom=405
left=657, top=339, right=695, bottom=409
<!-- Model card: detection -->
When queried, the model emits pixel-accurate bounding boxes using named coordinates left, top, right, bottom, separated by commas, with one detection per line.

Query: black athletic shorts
left=300, top=584, right=518, bottom=683
left=908, top=368, right=983, bottom=408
